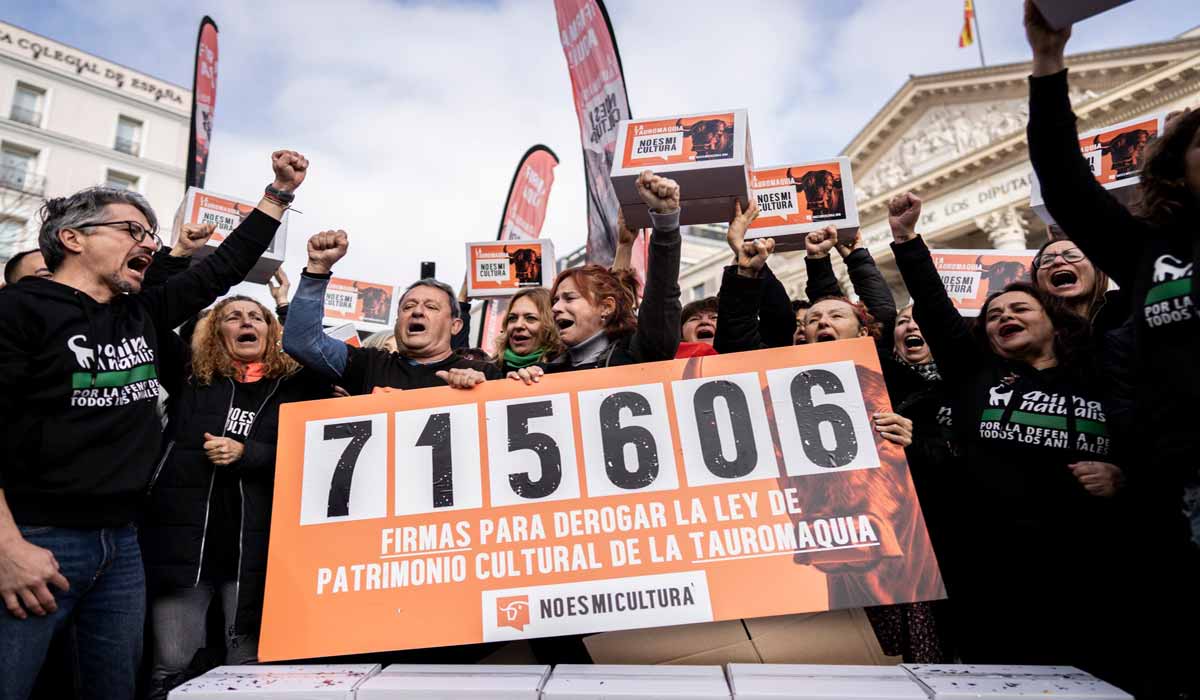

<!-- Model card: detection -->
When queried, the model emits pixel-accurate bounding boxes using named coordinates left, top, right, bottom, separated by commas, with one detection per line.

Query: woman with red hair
left=510, top=171, right=683, bottom=381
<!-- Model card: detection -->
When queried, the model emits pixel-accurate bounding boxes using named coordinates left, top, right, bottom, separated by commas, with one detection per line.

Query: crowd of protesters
left=0, top=3, right=1197, bottom=698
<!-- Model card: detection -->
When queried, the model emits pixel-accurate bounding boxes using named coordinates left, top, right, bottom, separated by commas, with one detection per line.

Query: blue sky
left=5, top=0, right=1198, bottom=296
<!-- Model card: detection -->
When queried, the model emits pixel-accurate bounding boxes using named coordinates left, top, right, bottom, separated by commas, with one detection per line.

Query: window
left=0, top=144, right=41, bottom=194
left=114, top=116, right=142, bottom=156
left=691, top=282, right=706, bottom=301
left=105, top=169, right=139, bottom=191
left=10, top=83, right=44, bottom=127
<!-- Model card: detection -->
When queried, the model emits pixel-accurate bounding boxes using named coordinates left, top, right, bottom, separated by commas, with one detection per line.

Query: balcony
left=0, top=165, right=46, bottom=196
left=9, top=105, right=42, bottom=127
left=114, top=137, right=140, bottom=157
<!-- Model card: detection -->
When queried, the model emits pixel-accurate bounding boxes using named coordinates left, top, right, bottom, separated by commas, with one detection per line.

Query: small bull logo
left=496, top=595, right=530, bottom=631
left=1152, top=254, right=1193, bottom=283
left=67, top=334, right=94, bottom=370
left=504, top=246, right=542, bottom=286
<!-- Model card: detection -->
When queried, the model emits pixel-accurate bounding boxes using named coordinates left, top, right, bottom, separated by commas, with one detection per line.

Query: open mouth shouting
left=406, top=321, right=427, bottom=336
left=1048, top=269, right=1079, bottom=291
left=126, top=253, right=153, bottom=279
left=695, top=324, right=715, bottom=341
left=815, top=329, right=839, bottom=343
left=997, top=321, right=1024, bottom=340
left=555, top=317, right=575, bottom=332
left=903, top=334, right=925, bottom=349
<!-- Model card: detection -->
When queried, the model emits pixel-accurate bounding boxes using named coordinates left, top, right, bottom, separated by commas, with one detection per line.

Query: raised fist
left=1023, top=0, right=1070, bottom=68
left=616, top=207, right=638, bottom=247
left=170, top=222, right=216, bottom=258
left=636, top=170, right=680, bottom=213
left=804, top=226, right=837, bottom=258
left=306, top=229, right=349, bottom=274
left=271, top=150, right=309, bottom=192
left=888, top=192, right=922, bottom=242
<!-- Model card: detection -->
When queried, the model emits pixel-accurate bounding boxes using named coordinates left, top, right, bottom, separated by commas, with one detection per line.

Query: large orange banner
left=259, top=338, right=944, bottom=660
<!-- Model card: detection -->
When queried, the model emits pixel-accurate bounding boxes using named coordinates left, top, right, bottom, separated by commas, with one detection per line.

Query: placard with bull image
left=465, top=240, right=556, bottom=299
left=931, top=249, right=1037, bottom=317
left=745, top=158, right=859, bottom=252
left=323, top=277, right=397, bottom=332
left=259, top=338, right=945, bottom=660
left=610, top=109, right=753, bottom=229
left=1030, top=112, right=1165, bottom=225
left=173, top=186, right=288, bottom=284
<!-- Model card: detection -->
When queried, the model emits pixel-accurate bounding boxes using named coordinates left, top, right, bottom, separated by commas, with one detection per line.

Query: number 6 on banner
left=299, top=414, right=388, bottom=525
left=766, top=360, right=880, bottom=476
left=393, top=404, right=483, bottom=516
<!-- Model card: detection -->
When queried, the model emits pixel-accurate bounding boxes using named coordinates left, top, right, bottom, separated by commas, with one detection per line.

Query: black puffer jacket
left=141, top=368, right=328, bottom=635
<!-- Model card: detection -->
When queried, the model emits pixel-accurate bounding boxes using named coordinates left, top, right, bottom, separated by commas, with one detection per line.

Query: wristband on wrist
left=265, top=184, right=295, bottom=204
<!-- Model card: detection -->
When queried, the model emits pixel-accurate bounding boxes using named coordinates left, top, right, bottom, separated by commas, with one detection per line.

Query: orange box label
left=621, top=113, right=737, bottom=168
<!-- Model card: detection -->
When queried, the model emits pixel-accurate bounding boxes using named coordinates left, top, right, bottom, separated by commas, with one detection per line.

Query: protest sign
left=931, top=249, right=1037, bottom=317
left=466, top=240, right=556, bottom=299
left=185, top=17, right=218, bottom=189
left=611, top=109, right=752, bottom=229
left=259, top=338, right=944, bottom=660
left=322, top=277, right=395, bottom=332
left=746, top=158, right=859, bottom=252
left=555, top=0, right=632, bottom=267
left=1031, top=0, right=1134, bottom=29
left=174, top=187, right=287, bottom=284
left=1030, top=113, right=1164, bottom=224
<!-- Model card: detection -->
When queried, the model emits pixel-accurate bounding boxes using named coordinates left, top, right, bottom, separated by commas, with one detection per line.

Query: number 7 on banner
left=300, top=414, right=388, bottom=525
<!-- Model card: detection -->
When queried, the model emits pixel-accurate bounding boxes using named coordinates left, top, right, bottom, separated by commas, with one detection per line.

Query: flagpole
left=973, top=0, right=987, bottom=67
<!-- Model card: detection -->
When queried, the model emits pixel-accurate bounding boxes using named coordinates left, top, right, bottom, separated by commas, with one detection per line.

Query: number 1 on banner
left=394, top=404, right=483, bottom=516
left=300, top=414, right=388, bottom=525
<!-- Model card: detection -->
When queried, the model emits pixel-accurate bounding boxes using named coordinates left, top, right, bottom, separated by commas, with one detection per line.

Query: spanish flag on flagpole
left=959, top=0, right=975, bottom=47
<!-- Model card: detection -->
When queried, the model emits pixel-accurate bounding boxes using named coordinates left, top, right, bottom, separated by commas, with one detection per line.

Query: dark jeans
left=0, top=525, right=145, bottom=700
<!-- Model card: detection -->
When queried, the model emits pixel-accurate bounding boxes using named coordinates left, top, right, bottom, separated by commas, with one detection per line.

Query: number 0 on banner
left=263, top=338, right=944, bottom=661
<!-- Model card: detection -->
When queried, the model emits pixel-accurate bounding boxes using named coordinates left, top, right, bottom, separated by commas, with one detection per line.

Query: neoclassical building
left=674, top=26, right=1200, bottom=306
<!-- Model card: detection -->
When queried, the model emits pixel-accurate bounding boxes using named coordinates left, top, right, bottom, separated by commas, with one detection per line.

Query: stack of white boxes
left=355, top=664, right=551, bottom=699
left=903, top=664, right=1133, bottom=699
left=167, top=664, right=381, bottom=699
left=541, top=664, right=731, bottom=699
left=725, top=664, right=929, bottom=699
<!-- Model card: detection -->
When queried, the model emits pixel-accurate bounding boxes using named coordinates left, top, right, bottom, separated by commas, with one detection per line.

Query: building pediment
left=846, top=34, right=1200, bottom=197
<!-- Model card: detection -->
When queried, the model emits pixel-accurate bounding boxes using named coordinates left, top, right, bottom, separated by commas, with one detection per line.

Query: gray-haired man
left=0, top=150, right=307, bottom=700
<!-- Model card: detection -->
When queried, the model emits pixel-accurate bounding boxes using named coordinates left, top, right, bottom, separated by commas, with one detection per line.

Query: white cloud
left=17, top=0, right=1200, bottom=311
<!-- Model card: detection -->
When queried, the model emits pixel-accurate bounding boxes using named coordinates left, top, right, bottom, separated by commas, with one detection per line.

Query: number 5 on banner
left=300, top=414, right=388, bottom=525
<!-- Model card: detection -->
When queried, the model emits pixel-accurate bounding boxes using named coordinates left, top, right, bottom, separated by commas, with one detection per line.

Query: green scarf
left=503, top=346, right=544, bottom=370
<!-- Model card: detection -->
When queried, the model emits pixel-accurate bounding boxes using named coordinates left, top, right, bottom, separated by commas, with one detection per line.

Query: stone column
left=975, top=206, right=1029, bottom=250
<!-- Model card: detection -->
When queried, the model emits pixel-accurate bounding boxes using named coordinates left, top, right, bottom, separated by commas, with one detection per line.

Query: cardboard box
left=323, top=277, right=397, bottom=331
left=542, top=664, right=731, bottom=699
left=584, top=620, right=762, bottom=665
left=167, top=664, right=380, bottom=699
left=173, top=187, right=287, bottom=285
left=744, top=610, right=900, bottom=665
left=745, top=158, right=859, bottom=252
left=1030, top=113, right=1164, bottom=225
left=356, top=664, right=551, bottom=700
left=324, top=322, right=362, bottom=348
left=464, top=239, right=555, bottom=298
left=726, top=664, right=929, bottom=699
left=611, top=109, right=752, bottom=229
left=930, top=249, right=1038, bottom=317
left=902, top=665, right=1133, bottom=699
left=1031, top=0, right=1133, bottom=29
left=584, top=610, right=897, bottom=667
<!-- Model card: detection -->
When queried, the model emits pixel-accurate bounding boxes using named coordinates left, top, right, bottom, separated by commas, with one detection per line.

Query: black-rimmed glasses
left=75, top=220, right=163, bottom=250
left=1035, top=249, right=1085, bottom=267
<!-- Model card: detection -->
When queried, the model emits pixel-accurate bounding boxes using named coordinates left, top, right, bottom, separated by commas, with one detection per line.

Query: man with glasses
left=0, top=149, right=308, bottom=700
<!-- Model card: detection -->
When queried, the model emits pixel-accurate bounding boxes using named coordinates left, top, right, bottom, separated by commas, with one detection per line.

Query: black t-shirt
left=201, top=378, right=274, bottom=583
left=341, top=347, right=503, bottom=395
